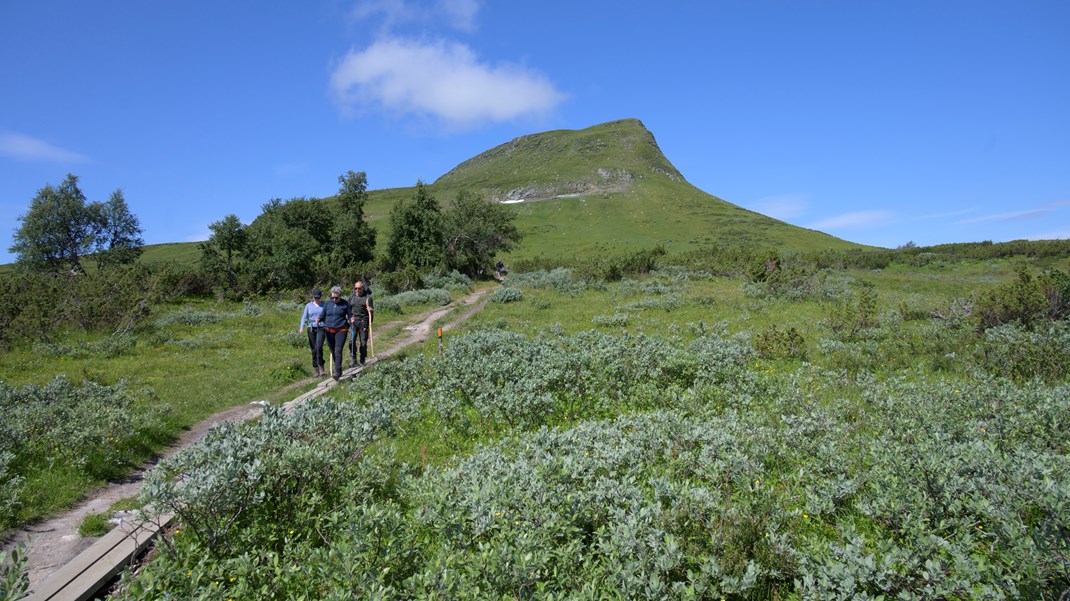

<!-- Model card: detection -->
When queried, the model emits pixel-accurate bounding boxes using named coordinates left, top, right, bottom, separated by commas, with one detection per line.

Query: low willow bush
left=422, top=270, right=473, bottom=291
left=489, top=286, right=523, bottom=303
left=378, top=288, right=451, bottom=310
left=979, top=320, right=1070, bottom=382
left=152, top=307, right=234, bottom=328
left=32, top=333, right=137, bottom=359
left=504, top=268, right=589, bottom=296
left=120, top=329, right=1070, bottom=599
left=0, top=377, right=170, bottom=530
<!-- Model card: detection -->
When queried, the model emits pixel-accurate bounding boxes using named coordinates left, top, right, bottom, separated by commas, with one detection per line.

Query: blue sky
left=2, top=1, right=1068, bottom=264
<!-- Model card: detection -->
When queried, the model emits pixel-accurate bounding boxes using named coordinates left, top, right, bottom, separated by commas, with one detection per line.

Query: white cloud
left=747, top=193, right=808, bottom=220
left=806, top=210, right=897, bottom=230
left=0, top=133, right=88, bottom=163
left=330, top=37, right=565, bottom=128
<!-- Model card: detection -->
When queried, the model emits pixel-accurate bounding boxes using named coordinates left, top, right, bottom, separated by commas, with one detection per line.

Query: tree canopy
left=8, top=174, right=143, bottom=273
left=386, top=181, right=446, bottom=272
left=444, top=190, right=522, bottom=277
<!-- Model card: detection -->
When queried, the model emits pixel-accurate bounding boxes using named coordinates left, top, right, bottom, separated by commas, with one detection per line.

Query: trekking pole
left=367, top=305, right=374, bottom=359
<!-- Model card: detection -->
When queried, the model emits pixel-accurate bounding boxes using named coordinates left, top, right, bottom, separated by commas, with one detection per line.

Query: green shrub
left=489, top=287, right=523, bottom=303
left=0, top=543, right=29, bottom=601
left=754, top=325, right=806, bottom=360
left=377, top=265, right=423, bottom=293
left=972, top=267, right=1070, bottom=331
left=153, top=307, right=231, bottom=328
left=422, top=270, right=473, bottom=291
left=0, top=377, right=169, bottom=529
left=824, top=284, right=879, bottom=340
left=505, top=268, right=587, bottom=296
left=381, top=288, right=451, bottom=307
left=593, top=313, right=629, bottom=327
left=980, top=321, right=1070, bottom=382
left=32, top=333, right=137, bottom=359
left=116, top=328, right=1070, bottom=598
left=0, top=453, right=22, bottom=530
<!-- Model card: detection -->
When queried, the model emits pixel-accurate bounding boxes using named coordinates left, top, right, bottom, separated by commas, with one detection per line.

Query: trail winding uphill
left=2, top=287, right=491, bottom=590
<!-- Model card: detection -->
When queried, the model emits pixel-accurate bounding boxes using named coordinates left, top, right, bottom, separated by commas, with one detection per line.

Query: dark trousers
left=349, top=322, right=370, bottom=364
left=326, top=329, right=348, bottom=377
left=306, top=327, right=325, bottom=369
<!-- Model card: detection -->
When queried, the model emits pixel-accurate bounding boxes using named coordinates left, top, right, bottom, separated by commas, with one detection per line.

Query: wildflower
left=803, top=513, right=809, bottom=520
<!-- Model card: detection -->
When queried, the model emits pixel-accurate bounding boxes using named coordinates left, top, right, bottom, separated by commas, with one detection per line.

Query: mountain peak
left=434, top=118, right=684, bottom=202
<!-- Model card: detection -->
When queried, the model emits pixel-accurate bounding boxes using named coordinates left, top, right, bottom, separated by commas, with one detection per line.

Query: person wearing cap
left=348, top=279, right=374, bottom=367
left=298, top=288, right=327, bottom=376
left=323, top=285, right=353, bottom=380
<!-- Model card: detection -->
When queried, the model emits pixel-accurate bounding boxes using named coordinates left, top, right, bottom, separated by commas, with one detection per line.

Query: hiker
left=298, top=288, right=327, bottom=376
left=323, top=285, right=353, bottom=380
left=496, top=259, right=505, bottom=278
left=349, top=279, right=374, bottom=367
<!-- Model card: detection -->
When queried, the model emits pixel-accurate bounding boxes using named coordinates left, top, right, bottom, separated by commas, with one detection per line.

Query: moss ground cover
left=106, top=256, right=1070, bottom=599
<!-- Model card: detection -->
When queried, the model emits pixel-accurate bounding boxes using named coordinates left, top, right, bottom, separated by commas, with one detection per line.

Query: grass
left=113, top=119, right=870, bottom=272
left=0, top=290, right=483, bottom=530
left=78, top=512, right=113, bottom=538
left=453, top=258, right=1024, bottom=370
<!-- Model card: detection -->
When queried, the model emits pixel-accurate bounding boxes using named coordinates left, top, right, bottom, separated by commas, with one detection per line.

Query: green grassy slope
left=374, top=118, right=866, bottom=259
left=69, top=118, right=867, bottom=269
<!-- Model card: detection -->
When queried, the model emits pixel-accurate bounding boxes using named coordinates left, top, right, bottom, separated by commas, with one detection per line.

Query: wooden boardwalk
left=18, top=288, right=491, bottom=600
left=24, top=514, right=174, bottom=601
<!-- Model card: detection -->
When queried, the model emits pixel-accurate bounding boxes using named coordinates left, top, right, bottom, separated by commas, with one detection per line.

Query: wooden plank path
left=22, top=364, right=366, bottom=601
left=19, top=288, right=491, bottom=600
left=24, top=514, right=174, bottom=601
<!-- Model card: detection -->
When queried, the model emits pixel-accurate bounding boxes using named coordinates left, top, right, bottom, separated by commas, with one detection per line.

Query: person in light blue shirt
left=298, top=288, right=327, bottom=377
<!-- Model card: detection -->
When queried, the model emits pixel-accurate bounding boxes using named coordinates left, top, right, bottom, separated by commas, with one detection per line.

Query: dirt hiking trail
left=2, top=288, right=491, bottom=589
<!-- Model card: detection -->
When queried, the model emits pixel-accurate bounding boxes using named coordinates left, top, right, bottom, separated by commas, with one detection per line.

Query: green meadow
left=103, top=252, right=1070, bottom=600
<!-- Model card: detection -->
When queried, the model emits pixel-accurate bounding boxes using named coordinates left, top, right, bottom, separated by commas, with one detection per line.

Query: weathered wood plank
left=25, top=513, right=174, bottom=601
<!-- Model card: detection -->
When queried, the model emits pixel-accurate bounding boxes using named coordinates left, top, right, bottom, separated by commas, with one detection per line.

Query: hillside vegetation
left=106, top=252, right=1070, bottom=600
left=102, top=118, right=863, bottom=270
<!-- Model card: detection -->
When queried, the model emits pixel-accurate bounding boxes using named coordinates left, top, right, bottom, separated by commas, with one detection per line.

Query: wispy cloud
left=329, top=37, right=565, bottom=129
left=1026, top=229, right=1070, bottom=241
left=351, top=0, right=480, bottom=33
left=915, top=208, right=976, bottom=221
left=806, top=210, right=897, bottom=230
left=0, top=133, right=88, bottom=163
left=273, top=161, right=308, bottom=176
left=955, top=200, right=1070, bottom=225
left=747, top=193, right=808, bottom=220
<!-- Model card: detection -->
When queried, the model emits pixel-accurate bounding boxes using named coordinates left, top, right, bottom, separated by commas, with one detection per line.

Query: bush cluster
left=489, top=287, right=523, bottom=303
left=120, top=328, right=1069, bottom=599
left=0, top=377, right=169, bottom=530
left=0, top=263, right=194, bottom=347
